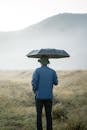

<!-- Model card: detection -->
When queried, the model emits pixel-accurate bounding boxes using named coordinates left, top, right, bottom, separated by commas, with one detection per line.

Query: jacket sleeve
left=53, top=71, right=58, bottom=85
left=31, top=69, right=39, bottom=93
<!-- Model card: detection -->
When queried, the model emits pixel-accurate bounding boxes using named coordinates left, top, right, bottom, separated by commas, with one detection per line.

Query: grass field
left=0, top=70, right=87, bottom=130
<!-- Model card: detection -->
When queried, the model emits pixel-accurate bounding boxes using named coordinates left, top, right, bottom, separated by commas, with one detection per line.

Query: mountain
left=0, top=13, right=87, bottom=70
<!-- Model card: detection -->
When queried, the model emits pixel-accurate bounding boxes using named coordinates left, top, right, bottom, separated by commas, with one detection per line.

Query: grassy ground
left=0, top=70, right=87, bottom=130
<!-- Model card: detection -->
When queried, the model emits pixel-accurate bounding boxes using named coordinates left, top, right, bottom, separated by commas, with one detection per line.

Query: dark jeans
left=35, top=99, right=53, bottom=130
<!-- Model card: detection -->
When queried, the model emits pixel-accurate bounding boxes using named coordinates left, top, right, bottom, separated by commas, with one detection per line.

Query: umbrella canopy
left=26, top=48, right=70, bottom=58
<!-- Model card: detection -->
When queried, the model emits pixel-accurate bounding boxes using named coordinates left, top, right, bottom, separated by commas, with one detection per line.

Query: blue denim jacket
left=32, top=66, right=58, bottom=99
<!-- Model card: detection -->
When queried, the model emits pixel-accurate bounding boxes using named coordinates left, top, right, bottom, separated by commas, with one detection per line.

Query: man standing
left=32, top=56, right=58, bottom=130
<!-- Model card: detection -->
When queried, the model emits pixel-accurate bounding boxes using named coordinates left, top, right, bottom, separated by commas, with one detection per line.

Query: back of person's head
left=38, top=56, right=50, bottom=66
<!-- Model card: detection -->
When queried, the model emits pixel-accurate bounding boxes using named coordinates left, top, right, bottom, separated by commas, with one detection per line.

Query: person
left=31, top=56, right=58, bottom=130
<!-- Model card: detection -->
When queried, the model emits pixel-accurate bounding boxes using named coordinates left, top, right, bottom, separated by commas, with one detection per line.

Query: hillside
left=0, top=13, right=87, bottom=70
left=0, top=70, right=87, bottom=130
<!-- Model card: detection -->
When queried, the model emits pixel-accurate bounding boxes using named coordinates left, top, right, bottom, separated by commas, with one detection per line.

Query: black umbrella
left=26, top=48, right=70, bottom=59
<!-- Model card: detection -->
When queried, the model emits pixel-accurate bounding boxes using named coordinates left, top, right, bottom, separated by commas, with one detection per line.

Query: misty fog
left=0, top=13, right=87, bottom=70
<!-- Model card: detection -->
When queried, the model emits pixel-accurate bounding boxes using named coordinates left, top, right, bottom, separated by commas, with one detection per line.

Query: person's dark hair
left=38, top=56, right=50, bottom=65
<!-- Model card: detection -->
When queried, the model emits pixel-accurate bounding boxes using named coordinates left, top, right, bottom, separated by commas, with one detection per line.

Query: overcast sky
left=0, top=0, right=87, bottom=31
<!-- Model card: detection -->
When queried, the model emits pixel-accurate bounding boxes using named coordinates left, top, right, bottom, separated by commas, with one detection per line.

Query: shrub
left=53, top=103, right=67, bottom=121
left=65, top=119, right=86, bottom=130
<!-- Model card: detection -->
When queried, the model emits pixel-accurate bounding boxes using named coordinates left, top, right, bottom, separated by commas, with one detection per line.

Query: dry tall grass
left=0, top=70, right=87, bottom=130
